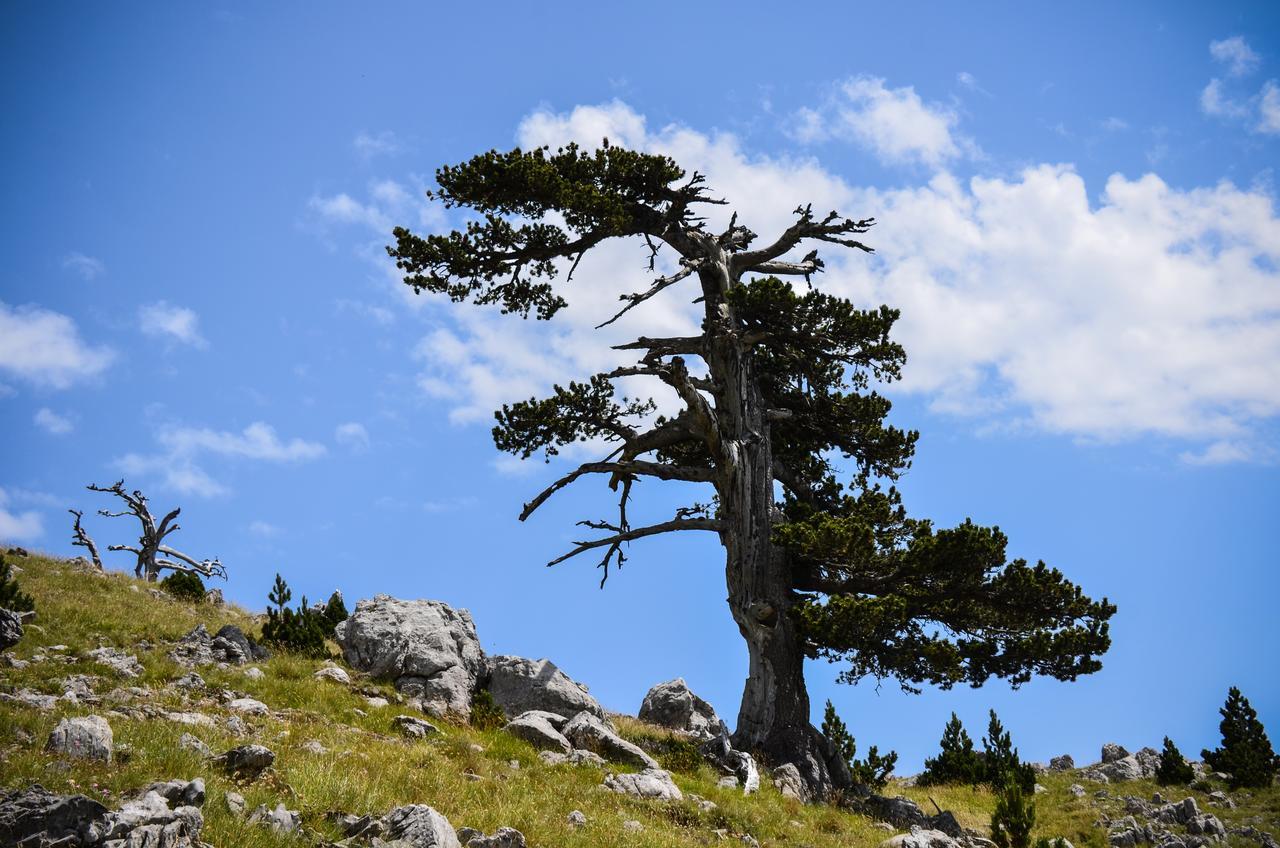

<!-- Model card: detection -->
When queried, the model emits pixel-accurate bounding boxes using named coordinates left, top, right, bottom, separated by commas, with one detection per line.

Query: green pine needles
left=991, top=775, right=1036, bottom=848
left=0, top=553, right=35, bottom=612
left=159, top=570, right=206, bottom=603
left=1155, top=736, right=1195, bottom=786
left=821, top=700, right=898, bottom=789
left=260, top=573, right=347, bottom=657
left=1202, top=687, right=1279, bottom=789
left=919, top=712, right=984, bottom=786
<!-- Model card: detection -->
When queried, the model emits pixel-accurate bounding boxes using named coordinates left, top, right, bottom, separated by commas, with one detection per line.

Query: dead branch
left=520, top=460, right=715, bottom=521
left=68, top=509, right=103, bottom=571
left=596, top=259, right=701, bottom=329
left=546, top=516, right=721, bottom=587
left=87, top=480, right=225, bottom=583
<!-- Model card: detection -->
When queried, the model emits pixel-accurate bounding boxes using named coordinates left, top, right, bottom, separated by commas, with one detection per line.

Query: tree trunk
left=702, top=255, right=843, bottom=799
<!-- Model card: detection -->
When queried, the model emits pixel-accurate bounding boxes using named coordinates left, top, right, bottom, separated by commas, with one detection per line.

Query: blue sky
left=2, top=3, right=1278, bottom=772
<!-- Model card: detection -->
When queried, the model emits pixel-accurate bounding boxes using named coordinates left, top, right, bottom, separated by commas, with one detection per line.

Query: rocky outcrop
left=459, top=825, right=527, bottom=848
left=1049, top=754, right=1076, bottom=771
left=484, top=655, right=604, bottom=721
left=0, top=608, right=23, bottom=651
left=86, top=647, right=143, bottom=678
left=394, top=715, right=441, bottom=739
left=45, top=715, right=113, bottom=763
left=604, top=768, right=683, bottom=801
left=878, top=826, right=964, bottom=848
left=168, top=624, right=267, bottom=668
left=213, top=744, right=275, bottom=779
left=503, top=711, right=572, bottom=753
left=0, top=782, right=206, bottom=848
left=563, top=711, right=658, bottom=769
left=335, top=595, right=484, bottom=718
left=638, top=678, right=727, bottom=738
left=380, top=804, right=461, bottom=847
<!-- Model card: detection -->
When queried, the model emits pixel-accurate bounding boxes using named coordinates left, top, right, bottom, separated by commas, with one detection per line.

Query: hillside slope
left=1, top=550, right=1276, bottom=848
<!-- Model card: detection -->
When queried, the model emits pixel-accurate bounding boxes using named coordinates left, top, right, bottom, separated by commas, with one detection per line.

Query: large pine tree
left=388, top=142, right=1116, bottom=796
left=1203, top=687, right=1279, bottom=789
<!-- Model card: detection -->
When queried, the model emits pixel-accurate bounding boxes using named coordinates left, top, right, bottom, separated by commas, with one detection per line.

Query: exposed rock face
left=380, top=803, right=462, bottom=848
left=460, top=825, right=527, bottom=848
left=485, top=655, right=605, bottom=721
left=1134, top=747, right=1160, bottom=778
left=604, top=768, right=683, bottom=801
left=0, top=608, right=24, bottom=651
left=700, top=730, right=761, bottom=794
left=0, top=783, right=206, bottom=848
left=102, top=790, right=204, bottom=847
left=638, top=678, right=727, bottom=738
left=0, top=784, right=109, bottom=846
left=169, top=624, right=267, bottom=668
left=86, top=647, right=143, bottom=678
left=46, top=715, right=114, bottom=763
left=1085, top=755, right=1145, bottom=783
left=773, top=763, right=810, bottom=803
left=139, top=778, right=205, bottom=808
left=335, top=595, right=484, bottom=718
left=1102, top=743, right=1130, bottom=763
left=538, top=748, right=607, bottom=767
left=504, top=711, right=572, bottom=753
left=563, top=711, right=658, bottom=769
left=1049, top=754, right=1076, bottom=771
left=248, top=802, right=301, bottom=833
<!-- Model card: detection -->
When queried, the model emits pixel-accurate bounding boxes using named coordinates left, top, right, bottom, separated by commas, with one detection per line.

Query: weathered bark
left=86, top=481, right=226, bottom=583
left=68, top=509, right=104, bottom=571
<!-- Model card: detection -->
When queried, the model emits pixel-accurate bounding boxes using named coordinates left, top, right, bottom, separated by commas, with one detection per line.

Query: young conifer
left=821, top=700, right=898, bottom=789
left=920, top=712, right=983, bottom=786
left=1155, top=736, right=1195, bottom=786
left=1202, top=687, right=1279, bottom=789
left=983, top=710, right=1036, bottom=792
left=0, top=553, right=35, bottom=612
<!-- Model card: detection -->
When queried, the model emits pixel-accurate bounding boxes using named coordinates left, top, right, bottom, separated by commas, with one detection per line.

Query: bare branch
left=520, top=460, right=715, bottom=521
left=546, top=516, right=721, bottom=587
left=596, top=260, right=700, bottom=329
left=611, top=336, right=705, bottom=356
left=732, top=205, right=874, bottom=274
left=68, top=509, right=103, bottom=571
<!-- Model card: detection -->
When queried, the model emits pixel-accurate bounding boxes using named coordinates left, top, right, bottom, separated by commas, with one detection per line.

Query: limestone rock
left=46, top=715, right=113, bottom=762
left=380, top=803, right=462, bottom=848
left=462, top=826, right=527, bottom=848
left=229, top=697, right=269, bottom=715
left=0, top=607, right=24, bottom=651
left=394, top=714, right=441, bottom=739
left=485, top=655, right=605, bottom=721
left=1134, top=747, right=1160, bottom=778
left=637, top=677, right=727, bottom=738
left=0, top=784, right=109, bottom=846
left=773, top=763, right=810, bottom=803
left=700, top=730, right=760, bottom=794
left=214, top=744, right=275, bottom=779
left=87, top=646, right=144, bottom=678
left=563, top=710, right=658, bottom=769
left=538, top=748, right=607, bottom=767
left=504, top=711, right=572, bottom=753
left=315, top=665, right=352, bottom=684
left=139, top=778, right=205, bottom=808
left=623, top=820, right=643, bottom=833
left=1102, top=743, right=1130, bottom=763
left=223, top=792, right=245, bottom=816
left=1049, top=754, right=1076, bottom=771
left=604, top=768, right=683, bottom=801
left=248, top=802, right=301, bottom=833
left=173, top=671, right=205, bottom=690
left=878, top=825, right=963, bottom=848
left=1069, top=784, right=1086, bottom=798
left=243, top=666, right=264, bottom=680
left=567, top=810, right=587, bottom=827
left=336, top=595, right=484, bottom=718
left=178, top=733, right=212, bottom=757
left=1, top=688, right=58, bottom=710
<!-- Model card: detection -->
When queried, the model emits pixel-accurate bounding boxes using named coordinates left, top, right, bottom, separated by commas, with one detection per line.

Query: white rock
left=486, top=655, right=606, bottom=721
left=243, top=666, right=264, bottom=680
left=314, top=665, right=351, bottom=684
left=45, top=715, right=113, bottom=762
left=564, top=711, right=658, bottom=769
left=638, top=678, right=726, bottom=738
left=228, top=697, right=269, bottom=715
left=505, top=711, right=572, bottom=753
left=604, top=768, right=683, bottom=801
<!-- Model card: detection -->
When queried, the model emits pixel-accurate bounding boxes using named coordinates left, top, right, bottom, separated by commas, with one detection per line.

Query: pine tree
left=1202, top=687, right=1279, bottom=789
left=1155, top=736, right=1194, bottom=786
left=821, top=700, right=897, bottom=789
left=983, top=710, right=1036, bottom=792
left=321, top=590, right=349, bottom=637
left=0, top=553, right=35, bottom=612
left=267, top=573, right=292, bottom=611
left=991, top=775, right=1037, bottom=848
left=920, top=713, right=984, bottom=786
left=261, top=575, right=327, bottom=657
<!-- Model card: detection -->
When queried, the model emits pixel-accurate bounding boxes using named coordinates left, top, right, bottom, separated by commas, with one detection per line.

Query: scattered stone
left=485, top=655, right=606, bottom=721
left=1230, top=827, right=1280, bottom=848
left=225, top=714, right=249, bottom=735
left=0, top=608, right=23, bottom=651
left=243, top=666, right=264, bottom=680
left=564, top=710, right=658, bottom=769
left=380, top=803, right=462, bottom=847
left=0, top=784, right=109, bottom=846
left=1070, top=784, right=1087, bottom=798
left=139, top=778, right=205, bottom=808
left=205, top=588, right=224, bottom=605
left=315, top=665, right=351, bottom=684
left=179, top=733, right=212, bottom=757
left=224, top=791, right=245, bottom=816
left=567, top=809, right=587, bottom=827
left=462, top=825, right=527, bottom=848
left=213, top=744, right=275, bottom=779
left=249, top=802, right=301, bottom=833
left=394, top=714, right=441, bottom=739
left=46, top=715, right=113, bottom=762
left=538, top=748, right=607, bottom=767
left=99, top=789, right=204, bottom=846
left=622, top=819, right=643, bottom=833
left=1187, top=814, right=1227, bottom=840
left=365, top=695, right=390, bottom=708
left=504, top=711, right=573, bottom=753
left=1207, top=791, right=1235, bottom=809
left=7, top=546, right=29, bottom=557
left=1, top=688, right=59, bottom=710
left=604, top=768, right=683, bottom=801
left=86, top=646, right=144, bottom=678
left=228, top=697, right=269, bottom=715
left=637, top=678, right=727, bottom=738
left=164, top=711, right=216, bottom=727
left=700, top=730, right=760, bottom=794
left=335, top=594, right=485, bottom=718
left=169, top=623, right=266, bottom=667
left=173, top=671, right=205, bottom=690
left=301, top=739, right=328, bottom=754
left=1050, top=754, right=1076, bottom=771
left=1102, top=743, right=1130, bottom=763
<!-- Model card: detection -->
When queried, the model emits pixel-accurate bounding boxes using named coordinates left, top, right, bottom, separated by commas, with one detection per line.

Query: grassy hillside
left=1, top=550, right=1276, bottom=848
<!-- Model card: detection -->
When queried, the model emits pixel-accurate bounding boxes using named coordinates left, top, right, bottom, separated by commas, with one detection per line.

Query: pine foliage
left=1155, top=736, right=1195, bottom=786
left=1202, top=687, right=1279, bottom=789
left=821, top=700, right=898, bottom=789
left=0, top=553, right=35, bottom=612
left=983, top=710, right=1037, bottom=792
left=919, top=712, right=983, bottom=786
left=260, top=573, right=329, bottom=657
left=991, top=775, right=1037, bottom=848
left=159, top=570, right=205, bottom=603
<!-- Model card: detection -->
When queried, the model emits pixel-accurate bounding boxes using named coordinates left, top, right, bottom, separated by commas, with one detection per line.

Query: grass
left=2, top=550, right=1277, bottom=847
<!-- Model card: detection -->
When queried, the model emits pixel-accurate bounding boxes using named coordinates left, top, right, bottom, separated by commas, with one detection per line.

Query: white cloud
left=139, top=301, right=207, bottom=348
left=354, top=130, right=402, bottom=159
left=1258, top=81, right=1280, bottom=135
left=115, top=421, right=326, bottom=497
left=248, top=520, right=280, bottom=537
left=0, top=487, right=44, bottom=541
left=62, top=252, right=105, bottom=280
left=788, top=76, right=974, bottom=168
left=1200, top=78, right=1249, bottom=119
left=0, top=301, right=114, bottom=388
left=334, top=421, right=370, bottom=451
left=34, top=407, right=73, bottom=435
left=334, top=298, right=395, bottom=325
left=1178, top=440, right=1274, bottom=466
left=1100, top=117, right=1129, bottom=132
left=956, top=71, right=991, bottom=97
left=1209, top=36, right=1260, bottom=77
left=308, top=178, right=440, bottom=237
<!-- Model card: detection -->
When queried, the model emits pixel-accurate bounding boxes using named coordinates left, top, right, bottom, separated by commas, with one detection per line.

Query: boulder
left=773, top=763, right=810, bottom=803
left=567, top=810, right=587, bottom=827
left=0, top=607, right=23, bottom=651
left=139, top=778, right=205, bottom=808
left=336, top=595, right=484, bottom=718
left=0, top=784, right=109, bottom=846
left=1049, top=754, right=1076, bottom=771
left=563, top=711, right=658, bottom=769
left=604, top=768, right=683, bottom=801
left=879, top=826, right=964, bottom=848
left=538, top=748, right=607, bottom=767
left=211, top=624, right=267, bottom=664
left=461, top=826, right=527, bottom=848
left=87, top=647, right=143, bottom=678
left=248, top=802, right=301, bottom=833
left=1134, top=746, right=1160, bottom=778
left=504, top=711, right=572, bottom=753
left=314, top=665, right=351, bottom=684
left=46, top=715, right=114, bottom=762
left=380, top=803, right=462, bottom=848
left=485, top=655, right=605, bottom=721
left=638, top=678, right=727, bottom=738
left=178, top=733, right=212, bottom=757
left=394, top=714, right=441, bottom=739
left=243, top=666, right=264, bottom=680
left=99, top=789, right=204, bottom=847
left=228, top=697, right=269, bottom=715
left=1102, top=743, right=1130, bottom=763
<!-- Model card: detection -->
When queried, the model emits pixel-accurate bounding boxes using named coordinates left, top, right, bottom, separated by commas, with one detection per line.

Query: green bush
left=469, top=688, right=506, bottom=731
left=991, top=775, right=1036, bottom=848
left=1202, top=687, right=1279, bottom=789
left=259, top=573, right=328, bottom=657
left=321, top=590, right=348, bottom=637
left=0, top=553, right=35, bottom=612
left=821, top=700, right=898, bottom=790
left=159, top=570, right=205, bottom=603
left=919, top=712, right=984, bottom=786
left=1155, top=736, right=1195, bottom=786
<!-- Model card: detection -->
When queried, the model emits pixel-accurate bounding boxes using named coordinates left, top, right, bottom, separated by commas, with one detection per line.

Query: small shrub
left=0, top=553, right=35, bottom=612
left=159, top=570, right=205, bottom=603
left=919, top=712, right=984, bottom=786
left=469, top=688, right=507, bottom=730
left=656, top=736, right=709, bottom=774
left=983, top=709, right=1037, bottom=792
left=822, top=700, right=898, bottom=790
left=1155, top=736, right=1195, bottom=786
left=260, top=573, right=328, bottom=657
left=321, top=590, right=348, bottom=637
left=991, top=775, right=1037, bottom=848
left=1202, top=687, right=1279, bottom=789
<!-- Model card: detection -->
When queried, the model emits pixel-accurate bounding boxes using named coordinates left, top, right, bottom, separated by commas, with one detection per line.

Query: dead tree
left=87, top=481, right=226, bottom=583
left=68, top=509, right=104, bottom=571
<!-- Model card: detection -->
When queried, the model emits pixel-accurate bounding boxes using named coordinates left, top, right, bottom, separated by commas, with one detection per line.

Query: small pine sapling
left=160, top=569, right=206, bottom=603
left=0, top=553, right=35, bottom=612
left=991, top=775, right=1037, bottom=848
left=261, top=574, right=327, bottom=657
left=469, top=688, right=507, bottom=731
left=983, top=710, right=1036, bottom=792
left=1202, top=687, right=1279, bottom=789
left=1155, top=736, right=1195, bottom=786
left=321, top=590, right=349, bottom=637
left=822, top=700, right=898, bottom=789
left=919, top=712, right=984, bottom=786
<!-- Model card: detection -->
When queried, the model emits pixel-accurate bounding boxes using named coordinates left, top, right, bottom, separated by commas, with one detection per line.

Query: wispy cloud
left=334, top=421, right=370, bottom=451
left=354, top=130, right=402, bottom=159
left=248, top=520, right=281, bottom=537
left=1200, top=78, right=1249, bottom=119
left=0, top=301, right=114, bottom=388
left=0, top=486, right=44, bottom=541
left=34, top=407, right=73, bottom=435
left=1209, top=36, right=1260, bottom=77
left=1258, top=81, right=1280, bottom=135
left=62, top=252, right=105, bottom=280
left=139, top=301, right=208, bottom=348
